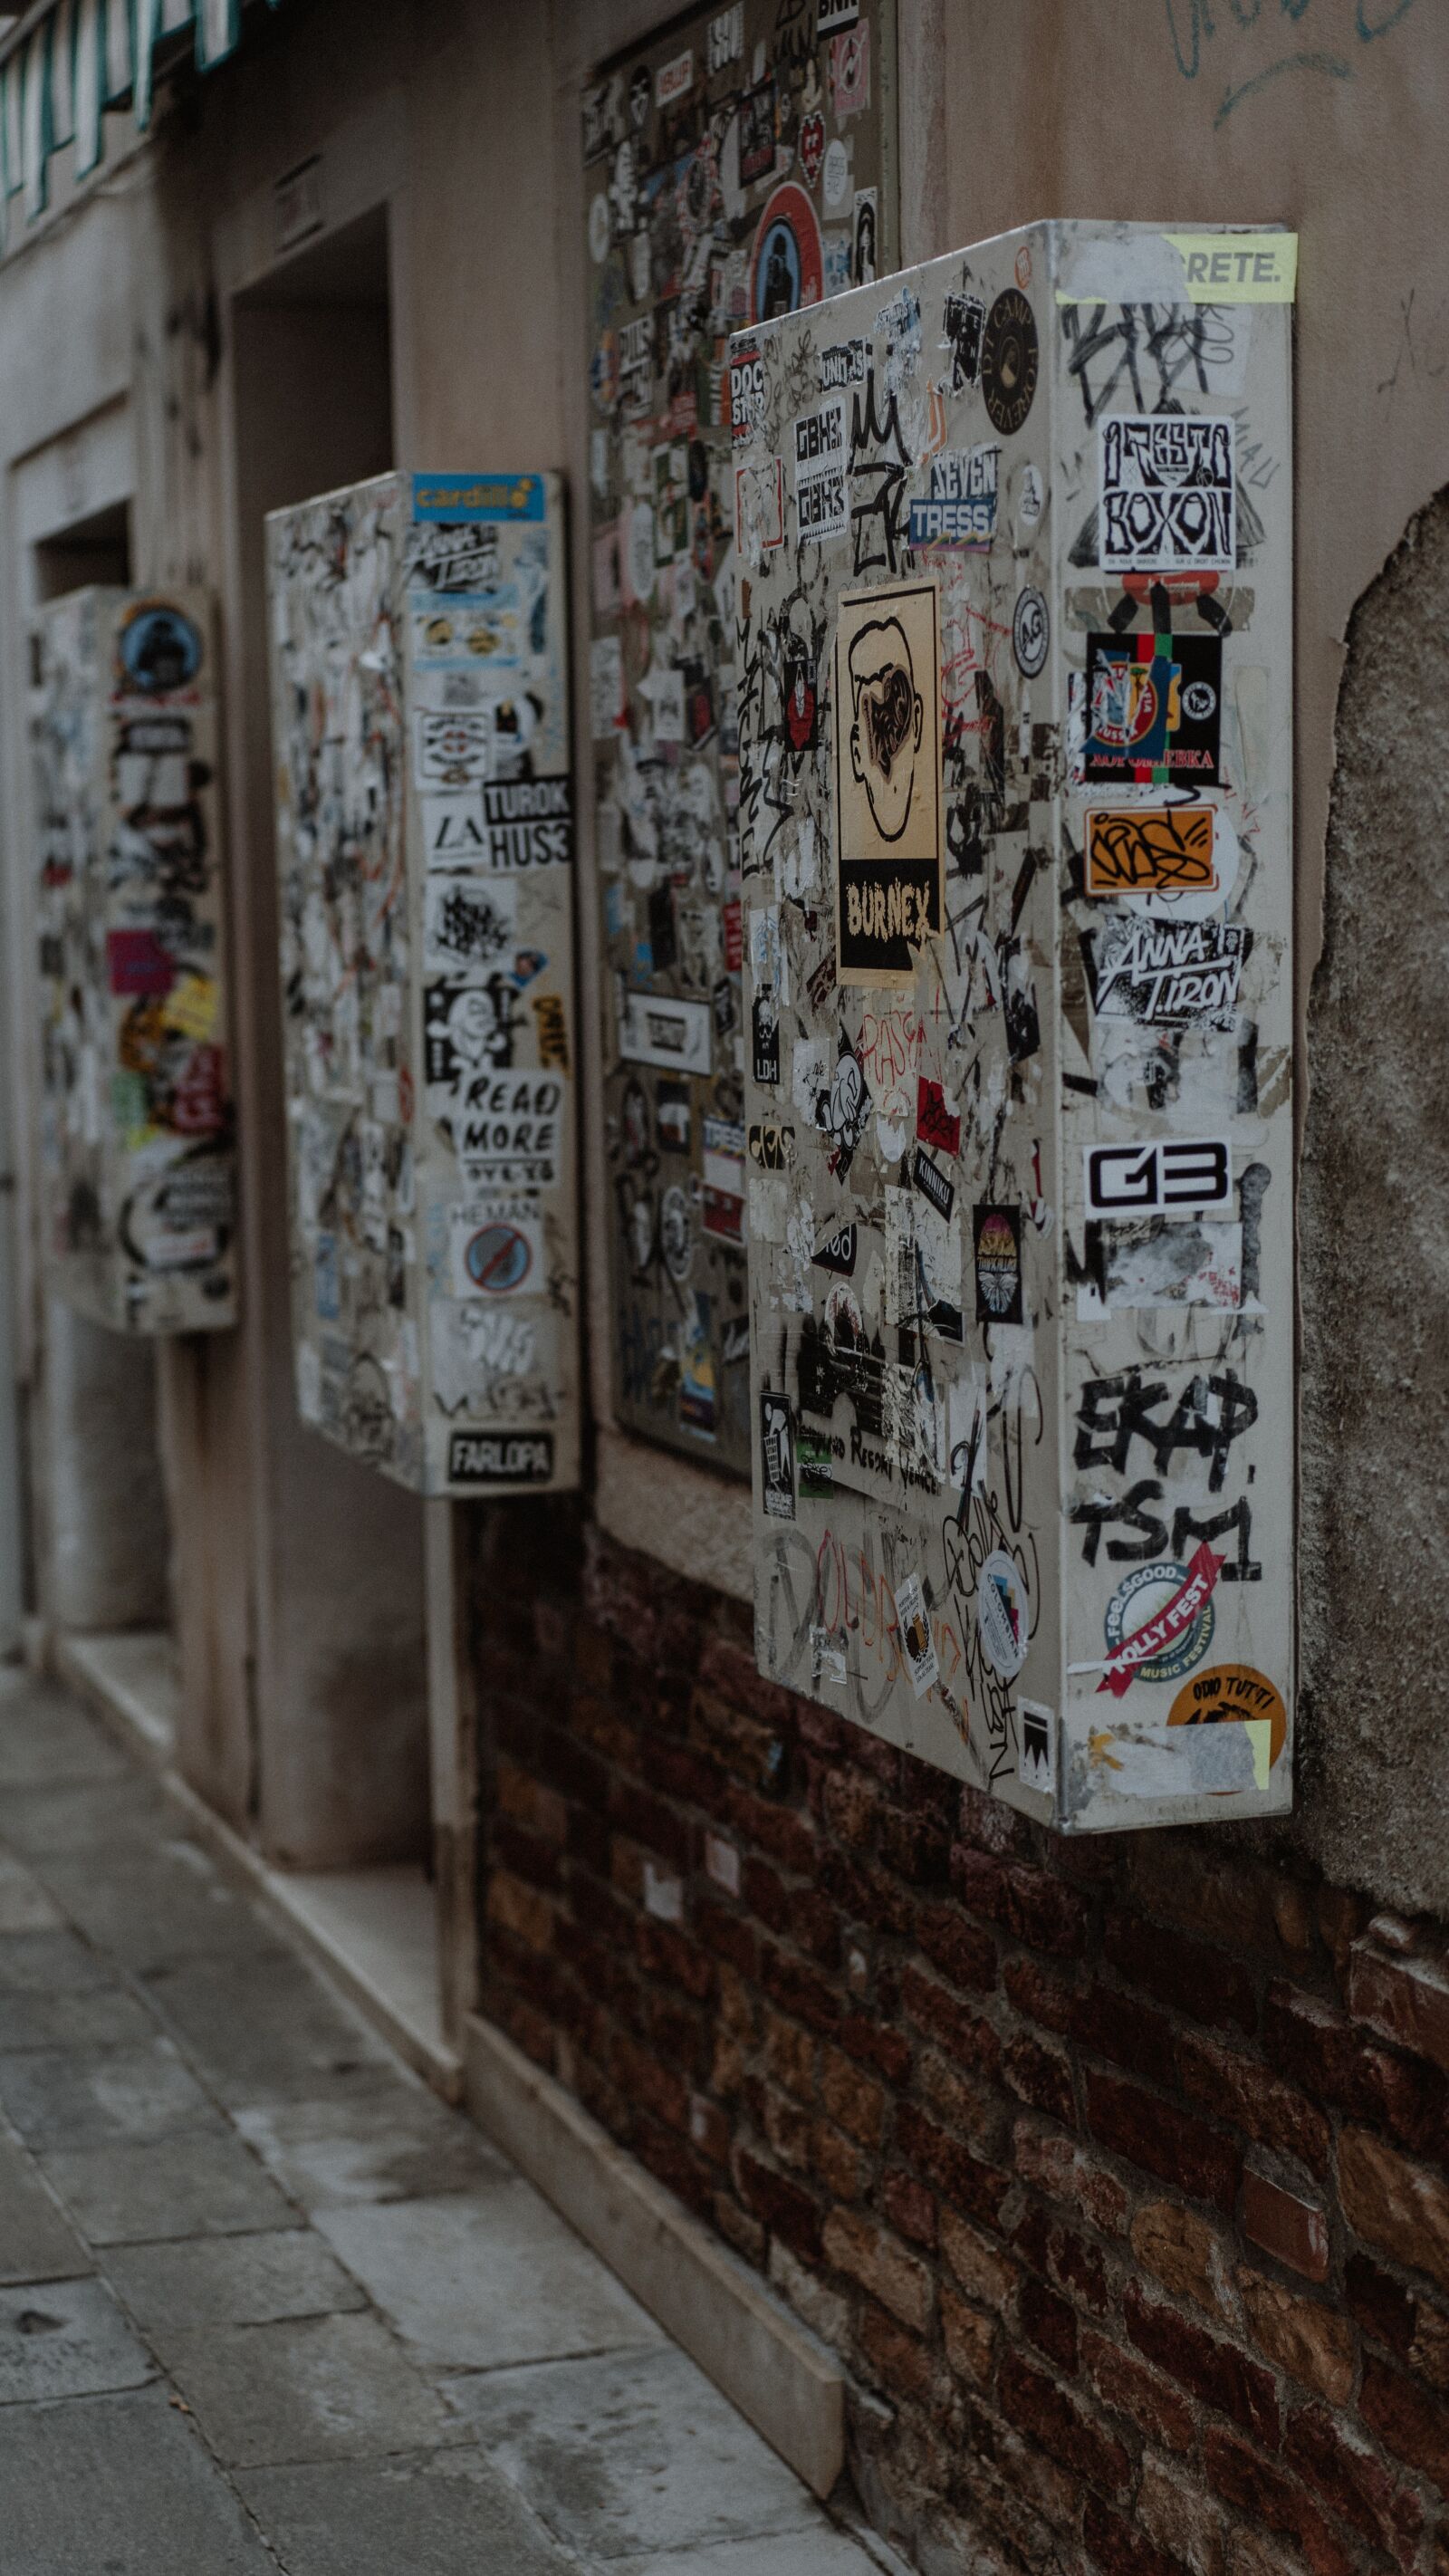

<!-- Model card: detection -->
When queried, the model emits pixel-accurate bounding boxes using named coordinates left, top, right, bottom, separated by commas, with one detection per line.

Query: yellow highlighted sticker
left=163, top=972, right=217, bottom=1043
left=1162, top=233, right=1298, bottom=303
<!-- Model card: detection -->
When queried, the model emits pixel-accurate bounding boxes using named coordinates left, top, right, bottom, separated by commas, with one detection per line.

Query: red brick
left=898, top=1965, right=1002, bottom=2072
left=1204, top=2427, right=1357, bottom=2576
left=741, top=1854, right=789, bottom=1930
left=1071, top=1981, right=1177, bottom=2088
left=811, top=2119, right=866, bottom=2202
left=696, top=1631, right=800, bottom=1734
left=1176, top=2032, right=1330, bottom=2181
left=1083, top=2495, right=1181, bottom=2576
left=1003, top=1952, right=1074, bottom=2034
left=1125, top=2283, right=1279, bottom=2447
left=819, top=2043, right=886, bottom=2147
left=877, top=1804, right=953, bottom=1888
left=822, top=2208, right=933, bottom=2331
left=722, top=1784, right=818, bottom=1876
left=1349, top=1942, right=1449, bottom=2078
left=1083, top=2330, right=1195, bottom=2454
left=897, top=2103, right=1011, bottom=2230
left=817, top=1848, right=915, bottom=1939
left=857, top=2299, right=936, bottom=2398
left=785, top=1887, right=840, bottom=1966
left=941, top=2209, right=1017, bottom=2311
left=1102, top=1906, right=1258, bottom=2035
left=1020, top=2274, right=1078, bottom=2373
left=836, top=2011, right=912, bottom=2087
left=957, top=1783, right=1034, bottom=1859
left=1285, top=2403, right=1425, bottom=2560
left=760, top=1946, right=842, bottom=2039
left=998, top=2352, right=1130, bottom=2499
left=1003, top=2030, right=1077, bottom=2129
left=1242, top=2167, right=1329, bottom=2283
left=1012, top=2122, right=1129, bottom=2235
left=1339, top=2124, right=1449, bottom=2297
left=1346, top=2250, right=1417, bottom=2357
left=1085, top=2068, right=1240, bottom=2211
left=915, top=1901, right=998, bottom=1996
left=695, top=1898, right=759, bottom=1983
left=610, top=2034, right=689, bottom=2134
left=1360, top=2352, right=1449, bottom=2494
left=940, top=2283, right=996, bottom=2389
left=1264, top=1982, right=1449, bottom=2161
left=952, top=1847, right=1090, bottom=1958
left=734, top=2150, right=822, bottom=2262
left=882, top=2166, right=936, bottom=2250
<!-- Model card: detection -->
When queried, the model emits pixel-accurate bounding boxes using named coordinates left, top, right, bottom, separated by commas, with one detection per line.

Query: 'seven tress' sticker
left=833, top=579, right=943, bottom=989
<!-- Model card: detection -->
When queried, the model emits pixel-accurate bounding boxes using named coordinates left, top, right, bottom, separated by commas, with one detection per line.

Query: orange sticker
left=1168, top=1663, right=1287, bottom=1771
left=1085, top=804, right=1216, bottom=897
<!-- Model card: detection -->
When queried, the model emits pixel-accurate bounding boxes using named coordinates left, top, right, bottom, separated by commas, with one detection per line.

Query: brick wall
left=470, top=1504, right=1449, bottom=2576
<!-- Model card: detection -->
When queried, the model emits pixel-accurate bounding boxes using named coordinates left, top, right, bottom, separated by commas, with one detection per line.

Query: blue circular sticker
left=465, top=1223, right=532, bottom=1294
left=118, top=602, right=203, bottom=696
left=1103, top=1558, right=1214, bottom=1687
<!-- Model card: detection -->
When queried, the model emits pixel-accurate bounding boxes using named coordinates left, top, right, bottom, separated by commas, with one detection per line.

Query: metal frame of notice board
left=267, top=470, right=581, bottom=1498
left=735, top=220, right=1296, bottom=1831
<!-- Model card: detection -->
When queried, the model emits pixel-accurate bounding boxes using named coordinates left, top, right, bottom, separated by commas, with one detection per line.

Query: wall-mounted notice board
left=31, top=585, right=237, bottom=1331
left=267, top=471, right=581, bottom=1496
left=737, top=221, right=1295, bottom=1831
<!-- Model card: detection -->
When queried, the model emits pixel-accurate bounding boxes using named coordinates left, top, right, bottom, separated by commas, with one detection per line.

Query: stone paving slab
left=0, top=2275, right=154, bottom=2404
left=0, top=2386, right=276, bottom=2572
left=0, top=1976, right=156, bottom=2052
left=315, top=2184, right=665, bottom=2372
left=236, top=2446, right=579, bottom=2574
left=235, top=2084, right=513, bottom=2208
left=446, top=2342, right=827, bottom=2562
left=40, top=2129, right=301, bottom=2244
left=104, top=2227, right=366, bottom=2331
left=0, top=2130, right=91, bottom=2283
left=156, top=2308, right=454, bottom=2466
left=0, top=2035, right=222, bottom=2148
left=0, top=1670, right=883, bottom=2575
left=0, top=1855, right=65, bottom=1934
left=142, top=1946, right=398, bottom=2107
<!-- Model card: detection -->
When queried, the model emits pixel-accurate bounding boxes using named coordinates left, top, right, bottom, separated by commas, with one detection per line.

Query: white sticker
left=1017, top=1699, right=1056, bottom=1798
left=618, top=989, right=713, bottom=1077
left=1099, top=414, right=1235, bottom=577
left=978, top=1551, right=1030, bottom=1681
left=793, top=394, right=849, bottom=544
left=1083, top=1135, right=1233, bottom=1221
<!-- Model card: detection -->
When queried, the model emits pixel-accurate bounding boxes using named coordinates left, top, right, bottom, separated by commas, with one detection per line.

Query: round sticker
left=465, top=1223, right=533, bottom=1295
left=822, top=137, right=849, bottom=210
left=660, top=1182, right=693, bottom=1282
left=1104, top=1560, right=1214, bottom=1687
left=1182, top=678, right=1217, bottom=723
left=1170, top=1663, right=1287, bottom=1770
left=978, top=1551, right=1030, bottom=1680
left=117, top=601, right=203, bottom=696
left=751, top=182, right=823, bottom=323
left=981, top=288, right=1039, bottom=437
left=588, top=192, right=610, bottom=265
left=1012, top=587, right=1049, bottom=679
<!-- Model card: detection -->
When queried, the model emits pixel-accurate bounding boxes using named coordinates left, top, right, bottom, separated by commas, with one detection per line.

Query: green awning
left=0, top=0, right=279, bottom=235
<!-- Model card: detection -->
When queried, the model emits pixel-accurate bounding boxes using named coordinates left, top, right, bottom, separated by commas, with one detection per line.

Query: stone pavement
left=0, top=1664, right=889, bottom=2575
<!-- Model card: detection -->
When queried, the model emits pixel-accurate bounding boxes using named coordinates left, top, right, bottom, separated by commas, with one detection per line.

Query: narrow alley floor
left=0, top=1665, right=887, bottom=2576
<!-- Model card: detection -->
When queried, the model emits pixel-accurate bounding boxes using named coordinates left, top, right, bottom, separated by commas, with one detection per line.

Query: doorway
left=183, top=202, right=445, bottom=2072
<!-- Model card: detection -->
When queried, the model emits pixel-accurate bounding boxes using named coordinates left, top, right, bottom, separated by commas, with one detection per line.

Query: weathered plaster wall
left=1299, top=489, right=1449, bottom=1916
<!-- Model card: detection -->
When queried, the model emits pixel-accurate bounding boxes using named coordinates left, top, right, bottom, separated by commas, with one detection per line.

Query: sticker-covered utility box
left=31, top=587, right=237, bottom=1331
left=267, top=471, right=580, bottom=1496
left=737, top=221, right=1295, bottom=1831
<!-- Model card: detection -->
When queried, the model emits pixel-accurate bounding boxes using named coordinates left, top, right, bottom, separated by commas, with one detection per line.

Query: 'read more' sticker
left=978, top=1551, right=1030, bottom=1680
left=895, top=1572, right=939, bottom=1700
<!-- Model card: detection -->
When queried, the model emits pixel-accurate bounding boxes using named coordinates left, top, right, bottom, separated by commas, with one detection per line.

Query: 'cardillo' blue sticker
left=411, top=473, right=544, bottom=523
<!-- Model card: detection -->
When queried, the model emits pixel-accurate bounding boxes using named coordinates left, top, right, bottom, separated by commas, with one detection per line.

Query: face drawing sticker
left=847, top=616, right=925, bottom=844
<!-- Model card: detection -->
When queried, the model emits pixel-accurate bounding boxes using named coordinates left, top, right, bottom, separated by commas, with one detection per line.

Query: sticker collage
left=32, top=588, right=236, bottom=1331
left=267, top=473, right=580, bottom=1496
left=585, top=0, right=897, bottom=1473
left=736, top=220, right=1296, bottom=1829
